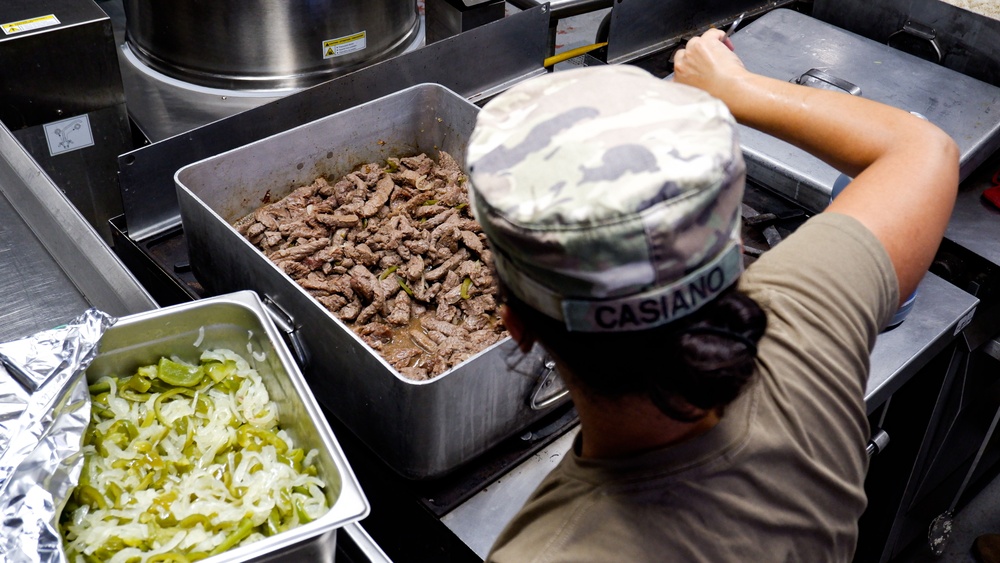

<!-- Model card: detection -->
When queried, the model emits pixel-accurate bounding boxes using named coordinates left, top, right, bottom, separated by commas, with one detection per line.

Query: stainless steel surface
left=866, top=273, right=977, bottom=411
left=0, top=0, right=124, bottom=129
left=88, top=291, right=369, bottom=562
left=175, top=83, right=569, bottom=480
left=984, top=338, right=1000, bottom=361
left=442, top=427, right=579, bottom=558
left=0, top=121, right=155, bottom=320
left=947, top=164, right=1000, bottom=269
left=123, top=0, right=420, bottom=91
left=0, top=179, right=90, bottom=342
left=117, top=5, right=550, bottom=243
left=604, top=0, right=788, bottom=65
left=1, top=0, right=131, bottom=243
left=508, top=0, right=612, bottom=20
left=731, top=9, right=1000, bottom=213
left=425, top=0, right=505, bottom=44
left=813, top=0, right=1000, bottom=87
left=342, top=523, right=394, bottom=563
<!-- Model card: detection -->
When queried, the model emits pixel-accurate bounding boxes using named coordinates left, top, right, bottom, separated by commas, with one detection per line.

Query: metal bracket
left=261, top=295, right=311, bottom=369
left=528, top=359, right=570, bottom=410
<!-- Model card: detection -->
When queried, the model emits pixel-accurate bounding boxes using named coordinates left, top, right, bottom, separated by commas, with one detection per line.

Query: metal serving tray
left=86, top=291, right=369, bottom=562
left=731, top=8, right=1000, bottom=212
left=175, top=83, right=569, bottom=480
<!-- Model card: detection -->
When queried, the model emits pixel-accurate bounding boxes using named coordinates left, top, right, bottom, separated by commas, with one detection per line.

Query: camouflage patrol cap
left=466, top=65, right=745, bottom=333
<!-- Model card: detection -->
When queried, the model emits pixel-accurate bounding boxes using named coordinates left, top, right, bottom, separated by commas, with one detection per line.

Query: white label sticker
left=322, top=31, right=367, bottom=59
left=2, top=14, right=60, bottom=35
left=955, top=308, right=976, bottom=336
left=44, top=115, right=95, bottom=156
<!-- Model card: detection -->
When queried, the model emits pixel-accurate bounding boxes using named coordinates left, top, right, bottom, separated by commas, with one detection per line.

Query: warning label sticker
left=322, top=31, right=367, bottom=59
left=2, top=14, right=60, bottom=35
left=44, top=114, right=95, bottom=156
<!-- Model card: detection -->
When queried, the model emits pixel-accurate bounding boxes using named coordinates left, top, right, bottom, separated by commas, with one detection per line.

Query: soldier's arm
left=672, top=28, right=958, bottom=305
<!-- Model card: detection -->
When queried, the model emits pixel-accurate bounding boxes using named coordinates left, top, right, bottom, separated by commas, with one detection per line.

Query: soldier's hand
left=673, top=29, right=747, bottom=98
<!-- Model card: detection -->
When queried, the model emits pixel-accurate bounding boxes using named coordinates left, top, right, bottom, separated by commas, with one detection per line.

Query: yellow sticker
left=2, top=14, right=60, bottom=35
left=322, top=31, right=367, bottom=59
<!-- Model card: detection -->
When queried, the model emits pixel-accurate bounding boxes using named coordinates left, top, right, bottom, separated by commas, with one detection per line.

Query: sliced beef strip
left=360, top=174, right=396, bottom=218
left=386, top=292, right=412, bottom=325
left=408, top=328, right=439, bottom=354
left=397, top=365, right=430, bottom=381
left=348, top=265, right=379, bottom=302
left=238, top=150, right=507, bottom=380
left=426, top=248, right=470, bottom=282
left=269, top=238, right=330, bottom=262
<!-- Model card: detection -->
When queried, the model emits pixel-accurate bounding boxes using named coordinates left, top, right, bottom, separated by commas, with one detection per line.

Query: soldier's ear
left=500, top=305, right=535, bottom=353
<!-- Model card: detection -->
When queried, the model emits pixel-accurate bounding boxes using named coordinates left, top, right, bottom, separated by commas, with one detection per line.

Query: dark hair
left=502, top=284, right=767, bottom=422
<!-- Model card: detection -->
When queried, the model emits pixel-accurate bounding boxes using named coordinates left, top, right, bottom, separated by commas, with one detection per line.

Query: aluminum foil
left=0, top=309, right=116, bottom=563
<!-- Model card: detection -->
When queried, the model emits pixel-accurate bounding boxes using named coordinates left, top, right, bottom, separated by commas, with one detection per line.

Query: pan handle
left=261, top=295, right=311, bottom=369
left=793, top=69, right=862, bottom=96
left=528, top=359, right=570, bottom=410
left=887, top=20, right=943, bottom=65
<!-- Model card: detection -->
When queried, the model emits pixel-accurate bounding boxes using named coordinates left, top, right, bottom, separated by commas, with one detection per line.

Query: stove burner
left=740, top=183, right=812, bottom=262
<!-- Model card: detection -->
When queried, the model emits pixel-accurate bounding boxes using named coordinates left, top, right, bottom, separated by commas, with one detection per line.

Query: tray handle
left=888, top=20, right=943, bottom=65
left=792, top=68, right=862, bottom=96
left=528, top=359, right=570, bottom=410
left=261, top=295, right=311, bottom=369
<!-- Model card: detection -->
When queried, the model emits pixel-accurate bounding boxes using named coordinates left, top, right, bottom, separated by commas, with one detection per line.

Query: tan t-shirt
left=487, top=213, right=898, bottom=563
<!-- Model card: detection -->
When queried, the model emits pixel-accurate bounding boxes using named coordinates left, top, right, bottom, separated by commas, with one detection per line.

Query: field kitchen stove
left=3, top=0, right=996, bottom=560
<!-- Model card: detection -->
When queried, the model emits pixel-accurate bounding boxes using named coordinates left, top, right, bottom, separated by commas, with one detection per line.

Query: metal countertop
left=0, top=186, right=90, bottom=341
left=0, top=123, right=156, bottom=342
left=947, top=153, right=1000, bottom=269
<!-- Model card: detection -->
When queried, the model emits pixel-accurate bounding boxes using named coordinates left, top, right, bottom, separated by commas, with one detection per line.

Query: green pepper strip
left=378, top=265, right=398, bottom=280
left=460, top=277, right=473, bottom=300
left=266, top=511, right=282, bottom=536
left=243, top=425, right=289, bottom=454
left=157, top=357, right=206, bottom=387
left=147, top=553, right=190, bottom=563
left=91, top=402, right=114, bottom=420
left=123, top=374, right=152, bottom=393
left=76, top=484, right=107, bottom=510
left=140, top=405, right=156, bottom=428
left=209, top=517, right=255, bottom=556
left=88, top=380, right=111, bottom=394
left=206, top=361, right=234, bottom=383
left=177, top=514, right=215, bottom=529
left=294, top=498, right=315, bottom=524
left=396, top=276, right=414, bottom=296
left=154, top=387, right=196, bottom=426
left=422, top=199, right=439, bottom=206
left=109, top=419, right=140, bottom=440
left=120, top=388, right=151, bottom=402
left=107, top=481, right=124, bottom=509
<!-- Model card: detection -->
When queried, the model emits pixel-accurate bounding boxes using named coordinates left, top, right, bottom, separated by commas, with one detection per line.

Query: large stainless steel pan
left=175, top=84, right=570, bottom=479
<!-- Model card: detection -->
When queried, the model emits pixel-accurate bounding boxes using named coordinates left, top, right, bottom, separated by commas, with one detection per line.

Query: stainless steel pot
left=123, top=0, right=421, bottom=90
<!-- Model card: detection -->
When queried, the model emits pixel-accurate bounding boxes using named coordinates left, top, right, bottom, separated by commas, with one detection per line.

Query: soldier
left=466, top=28, right=958, bottom=562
